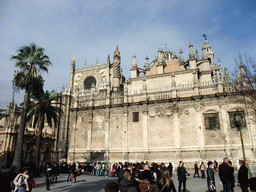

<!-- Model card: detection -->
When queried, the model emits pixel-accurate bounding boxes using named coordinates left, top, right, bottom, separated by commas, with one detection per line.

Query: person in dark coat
left=177, top=161, right=187, bottom=192
left=238, top=160, right=248, bottom=192
left=194, top=161, right=200, bottom=178
left=168, top=163, right=173, bottom=178
left=45, top=163, right=52, bottom=191
left=206, top=161, right=216, bottom=192
left=227, top=161, right=235, bottom=192
left=219, top=158, right=233, bottom=192
left=51, top=163, right=58, bottom=183
left=118, top=169, right=138, bottom=192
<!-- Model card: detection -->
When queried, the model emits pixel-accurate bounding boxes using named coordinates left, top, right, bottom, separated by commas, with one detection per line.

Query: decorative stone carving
left=156, top=109, right=164, bottom=117
left=165, top=109, right=173, bottom=116
left=184, top=109, right=189, bottom=115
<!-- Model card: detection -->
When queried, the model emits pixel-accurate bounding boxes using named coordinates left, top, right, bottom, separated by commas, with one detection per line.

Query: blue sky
left=0, top=0, right=256, bottom=108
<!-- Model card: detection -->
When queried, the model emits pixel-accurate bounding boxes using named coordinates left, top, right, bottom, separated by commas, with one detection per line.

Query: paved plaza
left=30, top=171, right=244, bottom=192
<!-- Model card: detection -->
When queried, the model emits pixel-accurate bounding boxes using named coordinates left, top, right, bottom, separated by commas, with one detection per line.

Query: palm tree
left=27, top=90, right=63, bottom=170
left=11, top=43, right=51, bottom=171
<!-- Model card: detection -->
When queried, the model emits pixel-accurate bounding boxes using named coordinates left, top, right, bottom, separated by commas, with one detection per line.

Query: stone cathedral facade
left=0, top=39, right=256, bottom=168
left=58, top=39, right=256, bottom=166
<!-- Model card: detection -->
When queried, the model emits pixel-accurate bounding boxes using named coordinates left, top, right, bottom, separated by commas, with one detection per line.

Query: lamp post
left=235, top=113, right=246, bottom=160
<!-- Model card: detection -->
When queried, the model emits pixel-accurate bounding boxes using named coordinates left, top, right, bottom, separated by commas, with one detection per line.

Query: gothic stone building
left=0, top=97, right=56, bottom=166
left=58, top=39, right=256, bottom=168
left=1, top=39, right=256, bottom=168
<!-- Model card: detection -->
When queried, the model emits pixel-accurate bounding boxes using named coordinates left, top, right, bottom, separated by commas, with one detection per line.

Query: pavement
left=30, top=170, right=245, bottom=192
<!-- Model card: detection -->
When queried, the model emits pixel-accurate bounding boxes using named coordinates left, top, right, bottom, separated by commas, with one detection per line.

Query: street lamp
left=235, top=112, right=246, bottom=160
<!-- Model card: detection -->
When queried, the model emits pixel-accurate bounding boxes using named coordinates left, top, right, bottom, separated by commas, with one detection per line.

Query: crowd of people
left=0, top=158, right=254, bottom=192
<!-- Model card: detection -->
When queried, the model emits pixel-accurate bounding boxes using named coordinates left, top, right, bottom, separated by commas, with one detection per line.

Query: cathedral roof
left=146, top=59, right=184, bottom=75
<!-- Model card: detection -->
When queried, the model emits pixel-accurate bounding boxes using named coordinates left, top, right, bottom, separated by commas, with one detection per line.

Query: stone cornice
left=130, top=68, right=199, bottom=82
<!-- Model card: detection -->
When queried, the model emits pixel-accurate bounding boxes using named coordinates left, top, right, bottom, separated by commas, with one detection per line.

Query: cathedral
left=1, top=38, right=256, bottom=168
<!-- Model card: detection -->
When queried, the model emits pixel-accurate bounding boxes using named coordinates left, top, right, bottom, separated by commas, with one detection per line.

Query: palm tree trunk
left=12, top=88, right=31, bottom=172
left=35, top=117, right=44, bottom=170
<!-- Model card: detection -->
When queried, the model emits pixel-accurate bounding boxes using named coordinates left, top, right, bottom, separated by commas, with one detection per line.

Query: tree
left=11, top=43, right=51, bottom=172
left=26, top=90, right=63, bottom=170
left=232, top=53, right=256, bottom=106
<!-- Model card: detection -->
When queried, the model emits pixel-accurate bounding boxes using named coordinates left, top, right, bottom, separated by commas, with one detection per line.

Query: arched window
left=84, top=77, right=96, bottom=90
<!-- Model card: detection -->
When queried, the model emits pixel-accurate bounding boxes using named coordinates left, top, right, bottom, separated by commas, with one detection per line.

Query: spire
left=179, top=49, right=184, bottom=63
left=144, top=55, right=150, bottom=70
left=71, top=54, right=75, bottom=68
left=113, top=46, right=121, bottom=78
left=189, top=42, right=195, bottom=59
left=96, top=57, right=98, bottom=64
left=107, top=54, right=110, bottom=63
left=114, top=45, right=120, bottom=58
left=239, top=60, right=246, bottom=78
left=202, top=44, right=207, bottom=60
left=84, top=60, right=87, bottom=67
left=235, top=70, right=240, bottom=83
left=132, top=53, right=137, bottom=68
left=158, top=48, right=163, bottom=63
left=196, top=49, right=200, bottom=60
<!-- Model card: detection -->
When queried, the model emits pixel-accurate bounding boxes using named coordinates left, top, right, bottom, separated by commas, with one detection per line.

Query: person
left=200, top=161, right=206, bottom=179
left=177, top=161, right=187, bottom=192
left=46, top=163, right=52, bottom=191
left=71, top=162, right=77, bottom=183
left=219, top=158, right=233, bottom=192
left=206, top=161, right=216, bottom=192
left=139, top=169, right=154, bottom=192
left=27, top=172, right=37, bottom=192
left=245, top=160, right=253, bottom=179
left=168, top=163, right=173, bottom=178
left=227, top=161, right=235, bottom=192
left=238, top=160, right=249, bottom=192
left=66, top=164, right=72, bottom=183
left=96, top=162, right=101, bottom=176
left=51, top=163, right=58, bottom=183
left=118, top=169, right=138, bottom=192
left=194, top=161, right=200, bottom=178
left=13, top=168, right=29, bottom=192
left=105, top=181, right=119, bottom=192
left=158, top=169, right=177, bottom=192
left=213, top=160, right=218, bottom=172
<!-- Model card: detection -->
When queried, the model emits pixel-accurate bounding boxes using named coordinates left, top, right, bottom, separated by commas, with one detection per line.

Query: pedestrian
left=118, top=169, right=138, bottom=192
left=193, top=161, right=200, bottom=178
left=245, top=160, right=253, bottom=179
left=13, top=168, right=29, bottom=192
left=71, top=162, right=77, bottom=183
left=168, top=162, right=173, bottom=178
left=213, top=160, right=218, bottom=172
left=158, top=169, right=177, bottom=192
left=206, top=161, right=216, bottom=192
left=219, top=158, right=233, bottom=192
left=238, top=160, right=248, bottom=192
left=66, top=164, right=72, bottom=183
left=96, top=162, right=101, bottom=176
left=200, top=161, right=206, bottom=179
left=27, top=172, right=37, bottom=192
left=177, top=161, right=187, bottom=192
left=46, top=163, right=52, bottom=191
left=227, top=161, right=235, bottom=192
left=51, top=163, right=58, bottom=183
